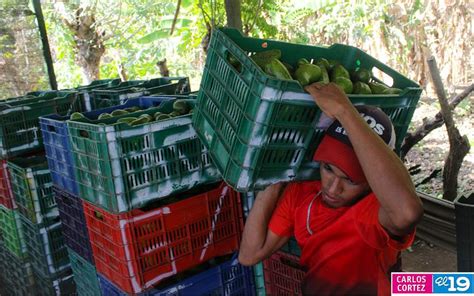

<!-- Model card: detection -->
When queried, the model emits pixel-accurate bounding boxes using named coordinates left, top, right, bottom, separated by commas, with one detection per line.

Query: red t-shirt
left=268, top=181, right=415, bottom=296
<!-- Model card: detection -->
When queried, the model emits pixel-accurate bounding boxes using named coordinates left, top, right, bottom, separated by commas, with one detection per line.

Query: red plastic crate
left=0, top=159, right=15, bottom=209
left=263, top=251, right=306, bottom=296
left=83, top=182, right=243, bottom=294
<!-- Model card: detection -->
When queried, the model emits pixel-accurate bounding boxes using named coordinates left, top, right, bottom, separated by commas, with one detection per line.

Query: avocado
left=382, top=87, right=402, bottom=95
left=169, top=111, right=181, bottom=117
left=173, top=100, right=190, bottom=115
left=70, top=112, right=86, bottom=120
left=98, top=113, right=112, bottom=120
left=334, top=77, right=353, bottom=94
left=124, top=106, right=141, bottom=113
left=117, top=117, right=137, bottom=124
left=330, top=64, right=350, bottom=81
left=294, top=64, right=322, bottom=86
left=155, top=113, right=171, bottom=121
left=315, top=61, right=330, bottom=84
left=353, top=82, right=372, bottom=94
left=111, top=109, right=129, bottom=117
left=297, top=58, right=310, bottom=67
left=264, top=59, right=293, bottom=80
left=368, top=82, right=389, bottom=94
left=251, top=49, right=282, bottom=68
left=129, top=116, right=151, bottom=126
left=139, top=114, right=153, bottom=121
left=351, top=68, right=372, bottom=84
left=315, top=58, right=330, bottom=70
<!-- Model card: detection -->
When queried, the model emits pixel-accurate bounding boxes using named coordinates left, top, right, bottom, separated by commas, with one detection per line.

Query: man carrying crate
left=238, top=82, right=423, bottom=296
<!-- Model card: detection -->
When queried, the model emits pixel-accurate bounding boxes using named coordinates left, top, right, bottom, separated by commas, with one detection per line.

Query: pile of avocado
left=238, top=49, right=402, bottom=95
left=70, top=99, right=193, bottom=126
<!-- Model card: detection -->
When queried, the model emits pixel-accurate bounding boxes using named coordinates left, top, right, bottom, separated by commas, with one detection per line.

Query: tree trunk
left=427, top=57, right=470, bottom=201
left=225, top=0, right=243, bottom=32
left=61, top=7, right=105, bottom=84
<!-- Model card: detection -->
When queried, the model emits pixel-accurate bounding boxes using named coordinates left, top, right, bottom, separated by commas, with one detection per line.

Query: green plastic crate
left=67, top=97, right=220, bottom=213
left=20, top=215, right=70, bottom=279
left=0, top=205, right=28, bottom=259
left=8, top=154, right=56, bottom=224
left=193, top=27, right=422, bottom=192
left=68, top=248, right=101, bottom=296
left=0, top=241, right=37, bottom=296
left=253, top=262, right=266, bottom=296
left=90, top=77, right=190, bottom=109
left=73, top=78, right=122, bottom=111
left=0, top=91, right=84, bottom=158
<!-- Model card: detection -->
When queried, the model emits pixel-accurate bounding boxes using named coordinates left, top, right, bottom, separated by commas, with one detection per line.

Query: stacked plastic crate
left=0, top=89, right=91, bottom=295
left=39, top=75, right=255, bottom=294
left=242, top=192, right=305, bottom=296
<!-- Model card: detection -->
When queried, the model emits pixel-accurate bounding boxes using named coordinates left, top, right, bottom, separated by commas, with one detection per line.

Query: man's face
left=319, top=162, right=370, bottom=208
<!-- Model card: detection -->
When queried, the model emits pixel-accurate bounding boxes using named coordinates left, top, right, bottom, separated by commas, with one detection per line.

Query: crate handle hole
left=371, top=66, right=394, bottom=87
left=79, top=130, right=90, bottom=138
left=47, top=125, right=57, bottom=133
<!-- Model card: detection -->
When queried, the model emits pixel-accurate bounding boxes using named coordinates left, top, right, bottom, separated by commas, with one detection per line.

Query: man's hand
left=304, top=82, right=356, bottom=120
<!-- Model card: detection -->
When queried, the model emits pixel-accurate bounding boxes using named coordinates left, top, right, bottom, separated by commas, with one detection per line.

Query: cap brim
left=313, top=135, right=366, bottom=183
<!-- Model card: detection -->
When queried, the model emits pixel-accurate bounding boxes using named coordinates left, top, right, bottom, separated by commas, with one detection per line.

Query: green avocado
left=330, top=64, right=350, bottom=81
left=124, top=106, right=141, bottom=113
left=111, top=109, right=129, bottom=117
left=98, top=113, right=112, bottom=120
left=368, top=82, right=389, bottom=94
left=315, top=58, right=330, bottom=70
left=353, top=82, right=372, bottom=94
left=129, top=116, right=151, bottom=126
left=334, top=77, right=353, bottom=94
left=70, top=112, right=86, bottom=120
left=117, top=117, right=137, bottom=124
left=315, top=61, right=330, bottom=84
left=155, top=113, right=171, bottom=121
left=168, top=111, right=181, bottom=117
left=294, top=64, right=322, bottom=86
left=173, top=100, right=190, bottom=115
left=351, top=68, right=372, bottom=84
left=297, top=58, right=310, bottom=67
left=264, top=59, right=293, bottom=80
left=251, top=49, right=282, bottom=68
left=382, top=87, right=402, bottom=95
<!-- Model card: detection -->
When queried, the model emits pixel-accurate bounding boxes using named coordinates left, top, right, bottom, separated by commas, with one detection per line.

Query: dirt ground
left=402, top=239, right=457, bottom=272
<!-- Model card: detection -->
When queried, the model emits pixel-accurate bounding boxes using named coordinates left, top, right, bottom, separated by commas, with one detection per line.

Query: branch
left=400, top=83, right=474, bottom=158
left=244, top=0, right=262, bottom=35
left=427, top=57, right=470, bottom=201
left=170, top=0, right=182, bottom=36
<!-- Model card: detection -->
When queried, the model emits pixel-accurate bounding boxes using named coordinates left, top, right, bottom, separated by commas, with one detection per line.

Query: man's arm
left=238, top=183, right=290, bottom=266
left=305, top=82, right=423, bottom=237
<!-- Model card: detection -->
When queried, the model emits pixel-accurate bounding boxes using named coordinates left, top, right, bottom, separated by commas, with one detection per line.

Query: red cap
left=313, top=134, right=366, bottom=183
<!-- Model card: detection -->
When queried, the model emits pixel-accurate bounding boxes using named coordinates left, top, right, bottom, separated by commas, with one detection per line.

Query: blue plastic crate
left=40, top=96, right=173, bottom=195
left=98, top=255, right=255, bottom=296
left=54, top=186, right=94, bottom=264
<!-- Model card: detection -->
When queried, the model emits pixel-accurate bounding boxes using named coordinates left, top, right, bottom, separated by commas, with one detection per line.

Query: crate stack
left=242, top=192, right=305, bottom=296
left=39, top=78, right=256, bottom=295
left=0, top=89, right=92, bottom=295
